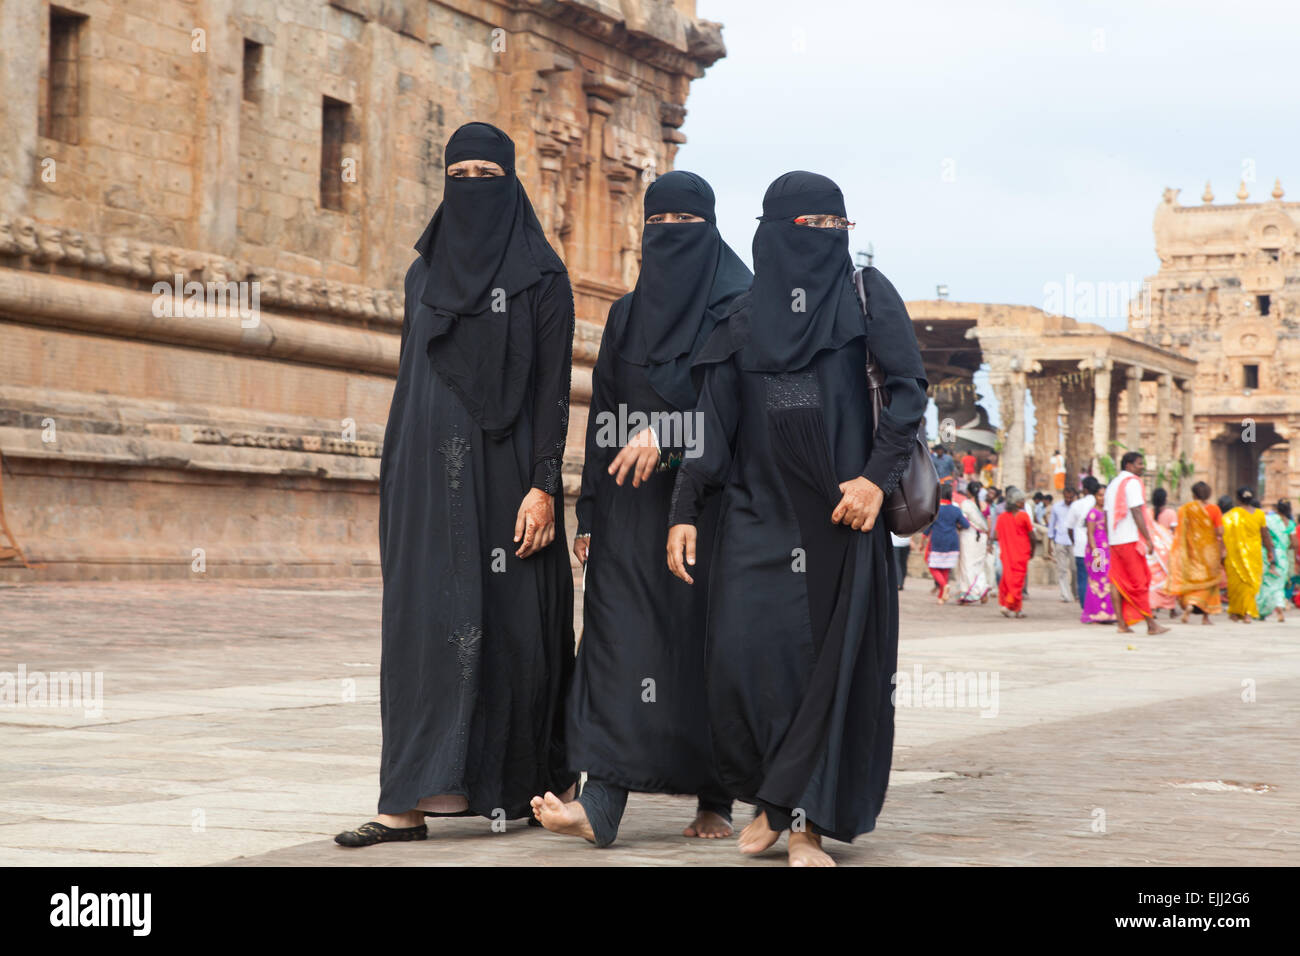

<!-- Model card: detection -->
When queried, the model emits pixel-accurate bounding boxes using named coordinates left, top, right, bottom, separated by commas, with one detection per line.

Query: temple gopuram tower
left=1124, top=180, right=1300, bottom=502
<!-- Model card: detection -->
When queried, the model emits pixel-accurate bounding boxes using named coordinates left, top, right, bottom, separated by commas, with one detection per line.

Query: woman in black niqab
left=337, top=122, right=578, bottom=848
left=532, top=170, right=751, bottom=847
left=666, top=171, right=928, bottom=865
left=412, top=121, right=566, bottom=434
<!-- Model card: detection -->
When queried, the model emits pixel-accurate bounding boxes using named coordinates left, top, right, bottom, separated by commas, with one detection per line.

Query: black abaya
left=567, top=298, right=727, bottom=797
left=379, top=264, right=575, bottom=818
left=568, top=171, right=750, bottom=804
left=667, top=172, right=927, bottom=842
left=377, top=124, right=576, bottom=819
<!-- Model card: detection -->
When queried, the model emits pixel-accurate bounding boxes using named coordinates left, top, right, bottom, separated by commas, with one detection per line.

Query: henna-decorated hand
left=514, top=488, right=555, bottom=558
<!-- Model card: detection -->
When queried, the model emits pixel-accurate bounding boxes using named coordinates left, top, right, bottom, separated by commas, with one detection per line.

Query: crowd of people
left=908, top=448, right=1300, bottom=631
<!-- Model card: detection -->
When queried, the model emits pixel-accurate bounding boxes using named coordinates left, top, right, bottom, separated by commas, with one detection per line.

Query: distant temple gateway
left=909, top=179, right=1300, bottom=504
left=0, top=0, right=726, bottom=581
left=1123, top=180, right=1300, bottom=502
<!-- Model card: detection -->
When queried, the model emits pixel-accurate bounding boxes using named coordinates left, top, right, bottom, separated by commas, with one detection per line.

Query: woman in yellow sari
left=1168, top=481, right=1224, bottom=624
left=1220, top=486, right=1275, bottom=622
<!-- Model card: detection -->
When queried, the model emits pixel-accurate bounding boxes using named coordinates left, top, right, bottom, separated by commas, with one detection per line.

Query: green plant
left=1097, top=454, right=1118, bottom=483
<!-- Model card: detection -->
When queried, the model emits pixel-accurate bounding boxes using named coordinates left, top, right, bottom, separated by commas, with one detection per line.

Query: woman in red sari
left=995, top=486, right=1035, bottom=618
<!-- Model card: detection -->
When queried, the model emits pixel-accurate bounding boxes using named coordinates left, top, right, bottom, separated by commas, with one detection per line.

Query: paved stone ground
left=1, top=576, right=1297, bottom=866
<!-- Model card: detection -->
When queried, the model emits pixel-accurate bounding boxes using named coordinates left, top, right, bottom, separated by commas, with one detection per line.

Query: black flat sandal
left=334, top=821, right=428, bottom=847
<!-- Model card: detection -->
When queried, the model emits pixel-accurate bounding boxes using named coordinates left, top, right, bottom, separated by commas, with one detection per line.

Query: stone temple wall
left=0, top=0, right=726, bottom=580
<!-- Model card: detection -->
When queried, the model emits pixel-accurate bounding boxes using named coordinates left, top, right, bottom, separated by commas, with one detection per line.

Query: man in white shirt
left=1065, top=477, right=1098, bottom=606
left=1103, top=452, right=1169, bottom=635
left=1046, top=487, right=1077, bottom=602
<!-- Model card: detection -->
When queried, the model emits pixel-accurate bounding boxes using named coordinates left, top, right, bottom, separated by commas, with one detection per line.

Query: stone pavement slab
left=1, top=579, right=1297, bottom=866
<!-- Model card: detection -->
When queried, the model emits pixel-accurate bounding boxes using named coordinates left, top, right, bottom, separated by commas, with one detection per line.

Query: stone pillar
left=581, top=73, right=633, bottom=283
left=1063, top=371, right=1095, bottom=482
left=1091, top=360, right=1113, bottom=472
left=989, top=357, right=1028, bottom=490
left=1289, top=414, right=1300, bottom=504
left=606, top=162, right=641, bottom=289
left=578, top=95, right=613, bottom=276
left=1027, top=373, right=1061, bottom=490
left=1125, top=365, right=1143, bottom=458
left=1155, top=373, right=1173, bottom=477
left=1181, top=381, right=1197, bottom=489
left=196, top=0, right=241, bottom=257
left=0, top=0, right=41, bottom=215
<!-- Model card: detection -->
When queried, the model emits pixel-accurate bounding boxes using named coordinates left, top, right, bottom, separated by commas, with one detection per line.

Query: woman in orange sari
left=1167, top=481, right=1224, bottom=624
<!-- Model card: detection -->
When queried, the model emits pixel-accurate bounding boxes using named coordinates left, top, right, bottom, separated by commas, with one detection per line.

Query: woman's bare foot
left=980, top=592, right=989, bottom=604
left=788, top=830, right=835, bottom=867
left=1202, top=613, right=1212, bottom=625
left=1181, top=609, right=1190, bottom=624
left=683, top=810, right=733, bottom=839
left=1146, top=619, right=1170, bottom=635
left=1117, top=622, right=1133, bottom=633
left=1276, top=608, right=1286, bottom=622
left=376, top=810, right=425, bottom=828
left=531, top=791, right=595, bottom=843
left=737, top=810, right=781, bottom=855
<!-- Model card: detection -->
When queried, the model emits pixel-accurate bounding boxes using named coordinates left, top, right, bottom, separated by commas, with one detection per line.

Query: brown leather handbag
left=853, top=268, right=940, bottom=535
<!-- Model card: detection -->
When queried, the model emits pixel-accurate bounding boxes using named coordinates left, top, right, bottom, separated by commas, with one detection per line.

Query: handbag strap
left=852, top=268, right=890, bottom=398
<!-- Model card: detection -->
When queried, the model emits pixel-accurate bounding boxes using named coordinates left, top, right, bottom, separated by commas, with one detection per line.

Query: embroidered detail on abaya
left=762, top=370, right=822, bottom=409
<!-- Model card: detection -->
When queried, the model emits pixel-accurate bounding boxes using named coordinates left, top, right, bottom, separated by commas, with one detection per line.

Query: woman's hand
left=514, top=489, right=555, bottom=558
left=666, top=523, right=697, bottom=584
left=831, top=477, right=884, bottom=531
left=608, top=427, right=659, bottom=488
left=573, top=535, right=590, bottom=565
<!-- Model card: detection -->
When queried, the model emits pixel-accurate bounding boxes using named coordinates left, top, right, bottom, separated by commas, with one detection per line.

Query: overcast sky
left=677, top=0, right=1298, bottom=431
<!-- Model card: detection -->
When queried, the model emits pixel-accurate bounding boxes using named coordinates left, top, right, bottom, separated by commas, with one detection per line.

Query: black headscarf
left=611, top=170, right=751, bottom=408
left=739, top=171, right=866, bottom=372
left=411, top=122, right=565, bottom=434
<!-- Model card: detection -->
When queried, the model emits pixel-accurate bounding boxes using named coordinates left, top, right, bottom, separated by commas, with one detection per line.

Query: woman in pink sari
left=1147, top=487, right=1179, bottom=617
left=1080, top=479, right=1116, bottom=624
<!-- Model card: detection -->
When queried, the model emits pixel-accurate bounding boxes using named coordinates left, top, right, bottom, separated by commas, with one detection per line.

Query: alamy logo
left=152, top=273, right=261, bottom=328
left=891, top=664, right=999, bottom=718
left=593, top=406, right=703, bottom=459
left=0, top=665, right=103, bottom=718
left=49, top=886, right=151, bottom=936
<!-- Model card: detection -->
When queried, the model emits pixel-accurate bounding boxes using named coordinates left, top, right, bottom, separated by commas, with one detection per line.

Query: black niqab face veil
left=614, top=170, right=751, bottom=406
left=741, top=171, right=865, bottom=372
left=411, top=122, right=565, bottom=434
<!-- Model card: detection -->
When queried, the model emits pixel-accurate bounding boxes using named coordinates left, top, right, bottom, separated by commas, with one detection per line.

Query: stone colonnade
left=984, top=351, right=1196, bottom=492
